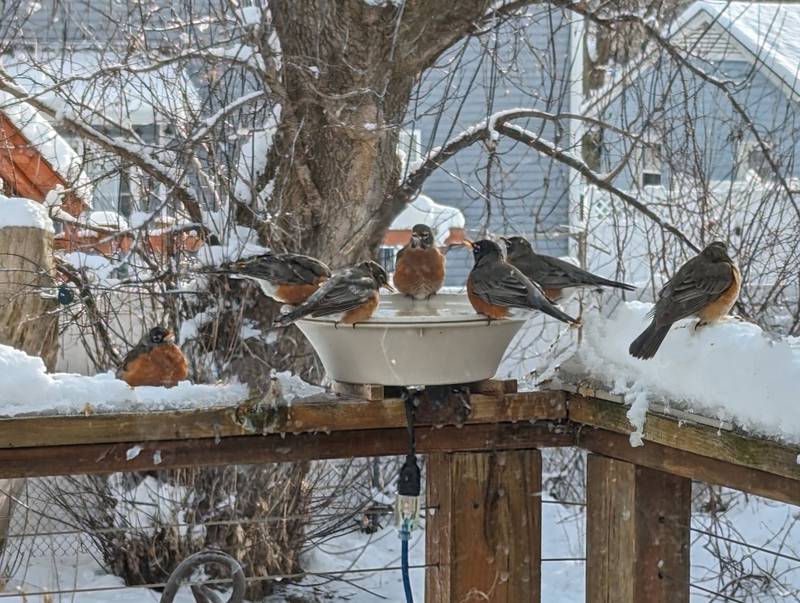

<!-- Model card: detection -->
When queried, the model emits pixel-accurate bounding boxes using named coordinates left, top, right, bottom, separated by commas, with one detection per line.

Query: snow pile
left=575, top=301, right=800, bottom=444
left=0, top=343, right=248, bottom=416
left=390, top=194, right=465, bottom=245
left=0, top=195, right=54, bottom=233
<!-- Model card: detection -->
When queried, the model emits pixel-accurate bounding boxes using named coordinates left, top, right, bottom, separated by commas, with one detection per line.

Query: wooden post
left=586, top=454, right=691, bottom=603
left=0, top=221, right=58, bottom=370
left=426, top=450, right=541, bottom=602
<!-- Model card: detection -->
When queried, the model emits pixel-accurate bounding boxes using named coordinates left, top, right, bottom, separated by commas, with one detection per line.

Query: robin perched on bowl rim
left=274, top=260, right=395, bottom=327
left=220, top=251, right=331, bottom=305
left=502, top=235, right=635, bottom=303
left=116, top=326, right=189, bottom=388
left=464, top=239, right=578, bottom=324
left=393, top=224, right=446, bottom=301
left=629, top=241, right=741, bottom=360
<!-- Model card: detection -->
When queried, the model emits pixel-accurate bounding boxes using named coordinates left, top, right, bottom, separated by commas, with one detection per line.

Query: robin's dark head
left=468, top=239, right=504, bottom=266
left=410, top=224, right=435, bottom=249
left=701, top=241, right=731, bottom=262
left=363, top=261, right=395, bottom=291
left=148, top=326, right=174, bottom=345
left=501, top=235, right=532, bottom=259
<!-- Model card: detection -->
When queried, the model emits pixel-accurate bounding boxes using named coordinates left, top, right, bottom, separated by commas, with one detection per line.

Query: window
left=377, top=246, right=397, bottom=274
left=641, top=143, right=662, bottom=187
left=737, top=139, right=775, bottom=180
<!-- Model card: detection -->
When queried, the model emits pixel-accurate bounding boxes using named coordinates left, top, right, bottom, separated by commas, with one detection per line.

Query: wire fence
left=0, top=465, right=797, bottom=601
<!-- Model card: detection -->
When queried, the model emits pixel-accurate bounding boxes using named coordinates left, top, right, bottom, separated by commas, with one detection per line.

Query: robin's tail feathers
left=593, top=276, right=636, bottom=292
left=274, top=307, right=305, bottom=326
left=538, top=302, right=579, bottom=325
left=629, top=322, right=671, bottom=359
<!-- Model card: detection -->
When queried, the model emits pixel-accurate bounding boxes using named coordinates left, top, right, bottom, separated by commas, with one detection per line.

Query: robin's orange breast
left=341, top=291, right=380, bottom=324
left=698, top=263, right=741, bottom=323
left=275, top=277, right=327, bottom=305
left=393, top=247, right=445, bottom=299
left=467, top=276, right=509, bottom=319
left=120, top=344, right=189, bottom=388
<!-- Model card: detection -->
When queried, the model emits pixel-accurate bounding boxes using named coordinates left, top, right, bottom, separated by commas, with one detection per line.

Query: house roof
left=4, top=51, right=201, bottom=127
left=0, top=88, right=92, bottom=213
left=586, top=1, right=800, bottom=114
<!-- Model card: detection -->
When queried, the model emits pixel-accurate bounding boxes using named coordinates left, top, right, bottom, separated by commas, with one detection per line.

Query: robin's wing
left=237, top=253, right=330, bottom=285
left=116, top=340, right=149, bottom=377
left=308, top=275, right=377, bottom=317
left=653, top=259, right=734, bottom=324
left=470, top=264, right=540, bottom=308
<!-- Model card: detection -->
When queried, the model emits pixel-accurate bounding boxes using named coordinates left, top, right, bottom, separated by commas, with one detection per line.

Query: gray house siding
left=409, top=6, right=575, bottom=285
left=595, top=55, right=800, bottom=191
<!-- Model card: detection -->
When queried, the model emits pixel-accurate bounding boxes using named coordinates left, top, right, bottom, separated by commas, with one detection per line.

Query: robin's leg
left=694, top=319, right=708, bottom=331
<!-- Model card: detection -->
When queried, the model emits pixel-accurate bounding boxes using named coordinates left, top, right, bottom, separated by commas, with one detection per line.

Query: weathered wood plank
left=0, top=390, right=568, bottom=449
left=569, top=394, right=800, bottom=482
left=331, top=381, right=384, bottom=401
left=0, top=423, right=574, bottom=479
left=425, top=453, right=453, bottom=603
left=586, top=455, right=691, bottom=603
left=579, top=428, right=800, bottom=506
left=427, top=450, right=541, bottom=602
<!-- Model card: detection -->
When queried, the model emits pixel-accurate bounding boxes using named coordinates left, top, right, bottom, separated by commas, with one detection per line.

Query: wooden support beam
left=569, top=394, right=800, bottom=482
left=0, top=423, right=573, bottom=479
left=579, top=428, right=800, bottom=507
left=586, top=454, right=691, bottom=603
left=0, top=390, right=568, bottom=449
left=426, top=450, right=542, bottom=602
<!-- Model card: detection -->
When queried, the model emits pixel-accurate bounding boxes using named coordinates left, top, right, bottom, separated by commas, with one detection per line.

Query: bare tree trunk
left=0, top=225, right=58, bottom=370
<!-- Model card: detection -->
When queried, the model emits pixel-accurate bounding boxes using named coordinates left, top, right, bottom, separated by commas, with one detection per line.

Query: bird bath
left=295, top=293, right=527, bottom=386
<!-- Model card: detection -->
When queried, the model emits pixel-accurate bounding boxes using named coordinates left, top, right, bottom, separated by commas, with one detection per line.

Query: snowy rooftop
left=679, top=1, right=800, bottom=95
left=4, top=51, right=201, bottom=126
left=0, top=89, right=93, bottom=203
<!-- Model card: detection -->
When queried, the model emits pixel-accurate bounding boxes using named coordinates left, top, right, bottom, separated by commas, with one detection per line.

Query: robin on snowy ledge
left=629, top=241, right=741, bottom=360
left=274, top=260, right=394, bottom=327
left=393, top=224, right=445, bottom=300
left=116, top=326, right=189, bottom=388
left=502, top=235, right=635, bottom=303
left=465, top=239, right=578, bottom=324
left=221, top=252, right=331, bottom=305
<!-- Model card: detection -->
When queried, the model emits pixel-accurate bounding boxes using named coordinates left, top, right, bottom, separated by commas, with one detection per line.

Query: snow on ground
left=0, top=196, right=54, bottom=233
left=390, top=194, right=466, bottom=246
left=574, top=301, right=800, bottom=445
left=0, top=343, right=247, bottom=416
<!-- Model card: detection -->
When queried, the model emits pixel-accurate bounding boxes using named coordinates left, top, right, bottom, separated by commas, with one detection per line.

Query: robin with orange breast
left=465, top=239, right=578, bottom=324
left=393, top=224, right=445, bottom=300
left=274, top=260, right=394, bottom=327
left=116, top=326, right=189, bottom=388
left=629, top=241, right=741, bottom=359
left=502, top=235, right=635, bottom=302
left=221, top=252, right=331, bottom=305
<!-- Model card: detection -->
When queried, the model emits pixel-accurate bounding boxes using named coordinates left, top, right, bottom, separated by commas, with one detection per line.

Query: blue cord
left=401, top=525, right=414, bottom=603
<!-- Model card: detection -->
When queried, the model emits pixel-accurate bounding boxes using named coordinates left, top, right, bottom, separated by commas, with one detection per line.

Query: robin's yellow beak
left=382, top=282, right=396, bottom=293
left=462, top=239, right=474, bottom=249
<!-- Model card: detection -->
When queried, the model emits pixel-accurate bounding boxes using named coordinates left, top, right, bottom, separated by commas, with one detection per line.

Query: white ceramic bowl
left=295, top=293, right=527, bottom=386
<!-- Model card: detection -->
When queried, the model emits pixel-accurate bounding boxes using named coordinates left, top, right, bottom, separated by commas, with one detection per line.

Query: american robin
left=116, top=326, right=189, bottom=388
left=274, top=260, right=394, bottom=326
left=629, top=241, right=741, bottom=359
left=465, top=239, right=578, bottom=324
left=393, top=224, right=445, bottom=300
left=221, top=252, right=331, bottom=305
left=503, top=236, right=635, bottom=302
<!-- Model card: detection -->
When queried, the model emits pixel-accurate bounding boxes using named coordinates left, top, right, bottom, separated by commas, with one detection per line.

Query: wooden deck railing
left=0, top=383, right=797, bottom=602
